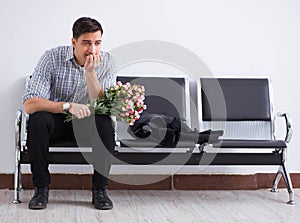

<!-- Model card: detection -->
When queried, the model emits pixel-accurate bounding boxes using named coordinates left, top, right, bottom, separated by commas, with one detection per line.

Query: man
left=22, top=17, right=116, bottom=210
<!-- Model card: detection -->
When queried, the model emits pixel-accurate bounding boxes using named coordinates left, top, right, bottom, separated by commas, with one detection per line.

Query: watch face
left=63, top=103, right=70, bottom=111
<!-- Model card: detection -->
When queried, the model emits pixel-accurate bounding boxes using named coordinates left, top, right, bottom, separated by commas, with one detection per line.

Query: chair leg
left=271, top=148, right=296, bottom=205
left=19, top=168, right=23, bottom=191
left=12, top=147, right=21, bottom=204
left=270, top=168, right=282, bottom=193
left=281, top=162, right=296, bottom=205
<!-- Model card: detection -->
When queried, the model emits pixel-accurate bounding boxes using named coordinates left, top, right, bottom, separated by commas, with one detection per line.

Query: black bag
left=128, top=113, right=223, bottom=147
left=128, top=113, right=181, bottom=147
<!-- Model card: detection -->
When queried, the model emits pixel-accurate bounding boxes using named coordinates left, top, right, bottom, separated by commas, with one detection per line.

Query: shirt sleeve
left=101, top=52, right=117, bottom=91
left=22, top=50, right=53, bottom=103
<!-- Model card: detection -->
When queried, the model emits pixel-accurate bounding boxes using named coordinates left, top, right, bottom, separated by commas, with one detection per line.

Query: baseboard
left=1, top=173, right=299, bottom=190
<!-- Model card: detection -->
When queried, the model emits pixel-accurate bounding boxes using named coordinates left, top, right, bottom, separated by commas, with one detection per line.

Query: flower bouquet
left=65, top=81, right=146, bottom=125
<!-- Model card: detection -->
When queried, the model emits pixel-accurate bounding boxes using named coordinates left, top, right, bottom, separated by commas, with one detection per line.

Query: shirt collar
left=65, top=45, right=75, bottom=61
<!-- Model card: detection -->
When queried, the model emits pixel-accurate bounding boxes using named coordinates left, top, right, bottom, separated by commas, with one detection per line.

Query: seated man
left=22, top=17, right=116, bottom=210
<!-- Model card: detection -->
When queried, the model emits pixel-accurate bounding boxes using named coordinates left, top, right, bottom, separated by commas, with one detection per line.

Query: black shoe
left=28, top=187, right=49, bottom=210
left=92, top=187, right=113, bottom=210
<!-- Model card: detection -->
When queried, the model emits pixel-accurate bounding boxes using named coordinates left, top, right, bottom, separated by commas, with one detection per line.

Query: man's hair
left=72, top=17, right=103, bottom=39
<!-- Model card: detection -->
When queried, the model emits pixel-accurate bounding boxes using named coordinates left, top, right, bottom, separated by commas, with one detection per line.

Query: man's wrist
left=63, top=102, right=71, bottom=112
left=85, top=69, right=97, bottom=77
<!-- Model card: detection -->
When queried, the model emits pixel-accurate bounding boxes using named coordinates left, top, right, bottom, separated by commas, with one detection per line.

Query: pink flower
left=67, top=81, right=146, bottom=124
left=127, top=100, right=134, bottom=107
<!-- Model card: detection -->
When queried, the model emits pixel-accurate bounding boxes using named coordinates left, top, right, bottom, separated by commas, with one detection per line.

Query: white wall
left=1, top=0, right=299, bottom=174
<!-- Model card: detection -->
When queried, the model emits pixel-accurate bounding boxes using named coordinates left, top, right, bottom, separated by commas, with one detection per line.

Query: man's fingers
left=71, top=103, right=91, bottom=119
left=93, top=54, right=101, bottom=66
left=86, top=108, right=91, bottom=116
left=75, top=109, right=83, bottom=119
left=84, top=54, right=101, bottom=71
left=84, top=55, right=90, bottom=67
left=80, top=106, right=90, bottom=118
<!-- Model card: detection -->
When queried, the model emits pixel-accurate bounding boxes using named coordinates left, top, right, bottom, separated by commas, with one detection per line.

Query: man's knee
left=94, top=115, right=115, bottom=146
left=28, top=111, right=54, bottom=131
left=95, top=115, right=114, bottom=131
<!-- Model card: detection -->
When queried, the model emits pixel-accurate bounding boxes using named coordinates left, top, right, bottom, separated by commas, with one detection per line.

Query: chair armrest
left=15, top=109, right=29, bottom=151
left=277, top=112, right=293, bottom=143
left=15, top=110, right=22, bottom=151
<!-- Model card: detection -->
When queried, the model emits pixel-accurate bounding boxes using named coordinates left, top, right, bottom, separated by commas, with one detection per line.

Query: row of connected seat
left=13, top=76, right=294, bottom=204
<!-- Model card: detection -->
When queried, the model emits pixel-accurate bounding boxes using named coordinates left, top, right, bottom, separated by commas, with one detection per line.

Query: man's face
left=72, top=31, right=102, bottom=66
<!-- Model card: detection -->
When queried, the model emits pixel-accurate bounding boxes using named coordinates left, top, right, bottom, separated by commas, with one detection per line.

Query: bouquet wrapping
left=65, top=81, right=146, bottom=125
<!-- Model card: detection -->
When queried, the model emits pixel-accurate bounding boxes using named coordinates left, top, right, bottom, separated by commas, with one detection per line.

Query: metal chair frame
left=13, top=76, right=294, bottom=205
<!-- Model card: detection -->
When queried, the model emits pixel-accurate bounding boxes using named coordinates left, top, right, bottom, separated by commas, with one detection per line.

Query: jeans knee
left=95, top=115, right=115, bottom=149
left=28, top=111, right=54, bottom=132
left=95, top=115, right=114, bottom=132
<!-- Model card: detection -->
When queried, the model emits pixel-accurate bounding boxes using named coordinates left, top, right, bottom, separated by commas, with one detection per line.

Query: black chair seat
left=119, top=139, right=197, bottom=148
left=49, top=139, right=90, bottom=148
left=213, top=139, right=287, bottom=148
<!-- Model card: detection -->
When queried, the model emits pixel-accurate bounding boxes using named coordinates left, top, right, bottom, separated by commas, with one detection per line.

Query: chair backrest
left=199, top=78, right=274, bottom=140
left=116, top=76, right=190, bottom=140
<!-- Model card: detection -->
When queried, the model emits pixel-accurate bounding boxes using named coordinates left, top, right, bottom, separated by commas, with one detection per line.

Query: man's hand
left=69, top=103, right=91, bottom=119
left=84, top=54, right=102, bottom=73
left=84, top=54, right=104, bottom=99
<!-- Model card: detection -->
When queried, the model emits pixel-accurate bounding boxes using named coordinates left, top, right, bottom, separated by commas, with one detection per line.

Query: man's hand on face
left=69, top=103, right=91, bottom=119
left=84, top=54, right=102, bottom=73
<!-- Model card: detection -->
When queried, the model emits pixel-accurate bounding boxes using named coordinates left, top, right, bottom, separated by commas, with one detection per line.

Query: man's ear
left=71, top=38, right=77, bottom=48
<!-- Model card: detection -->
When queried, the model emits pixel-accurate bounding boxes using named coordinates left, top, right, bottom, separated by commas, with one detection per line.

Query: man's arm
left=24, top=98, right=64, bottom=114
left=24, top=98, right=91, bottom=119
left=85, top=54, right=104, bottom=99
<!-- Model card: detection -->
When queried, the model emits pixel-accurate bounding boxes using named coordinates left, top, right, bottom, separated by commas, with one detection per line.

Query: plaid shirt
left=22, top=45, right=116, bottom=104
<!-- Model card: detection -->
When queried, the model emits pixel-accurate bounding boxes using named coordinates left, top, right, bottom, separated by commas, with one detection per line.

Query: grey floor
left=1, top=189, right=300, bottom=223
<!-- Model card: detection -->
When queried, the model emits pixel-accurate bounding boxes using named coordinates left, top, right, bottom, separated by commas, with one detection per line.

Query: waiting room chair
left=13, top=75, right=199, bottom=203
left=199, top=78, right=295, bottom=205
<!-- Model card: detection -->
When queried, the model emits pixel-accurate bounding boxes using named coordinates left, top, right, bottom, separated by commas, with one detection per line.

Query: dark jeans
left=27, top=112, right=115, bottom=189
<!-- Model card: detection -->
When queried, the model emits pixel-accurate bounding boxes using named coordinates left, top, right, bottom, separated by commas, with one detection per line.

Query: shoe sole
left=92, top=198, right=113, bottom=210
left=28, top=204, right=47, bottom=210
left=94, top=205, right=113, bottom=210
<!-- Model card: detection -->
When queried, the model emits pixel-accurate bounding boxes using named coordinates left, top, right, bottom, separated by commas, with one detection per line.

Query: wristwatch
left=63, top=102, right=71, bottom=113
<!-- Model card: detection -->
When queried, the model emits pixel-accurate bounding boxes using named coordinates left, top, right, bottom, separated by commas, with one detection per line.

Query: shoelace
left=35, top=187, right=48, bottom=198
left=94, top=189, right=108, bottom=200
